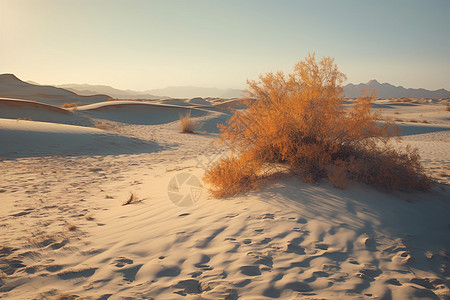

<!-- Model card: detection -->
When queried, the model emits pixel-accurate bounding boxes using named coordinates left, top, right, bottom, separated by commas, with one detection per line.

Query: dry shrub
left=108, top=97, right=119, bottom=101
left=204, top=53, right=431, bottom=197
left=95, top=123, right=110, bottom=130
left=61, top=102, right=78, bottom=108
left=446, top=105, right=450, bottom=112
left=203, top=155, right=262, bottom=197
left=180, top=111, right=196, bottom=133
left=67, top=225, right=77, bottom=231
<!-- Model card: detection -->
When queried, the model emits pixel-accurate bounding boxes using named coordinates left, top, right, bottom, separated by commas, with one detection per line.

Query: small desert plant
left=446, top=105, right=450, bottom=112
left=67, top=225, right=77, bottom=231
left=204, top=53, right=431, bottom=197
left=61, top=102, right=78, bottom=108
left=179, top=111, right=196, bottom=133
left=122, top=192, right=140, bottom=205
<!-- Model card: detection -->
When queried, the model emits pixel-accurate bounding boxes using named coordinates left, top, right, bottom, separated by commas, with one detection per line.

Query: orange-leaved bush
left=203, top=53, right=431, bottom=197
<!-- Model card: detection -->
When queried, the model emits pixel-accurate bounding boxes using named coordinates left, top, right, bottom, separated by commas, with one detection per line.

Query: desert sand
left=0, top=97, right=449, bottom=299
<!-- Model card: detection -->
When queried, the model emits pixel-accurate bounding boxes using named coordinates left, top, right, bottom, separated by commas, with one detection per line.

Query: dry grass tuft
left=180, top=111, right=196, bottom=133
left=67, top=225, right=77, bottom=231
left=204, top=53, right=432, bottom=197
left=61, top=102, right=78, bottom=109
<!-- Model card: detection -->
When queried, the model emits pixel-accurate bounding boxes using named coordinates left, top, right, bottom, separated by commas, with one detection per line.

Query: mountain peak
left=0, top=73, right=23, bottom=83
left=366, top=79, right=380, bottom=85
left=344, top=80, right=450, bottom=98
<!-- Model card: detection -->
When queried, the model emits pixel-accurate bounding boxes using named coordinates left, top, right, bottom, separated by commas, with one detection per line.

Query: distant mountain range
left=343, top=80, right=450, bottom=99
left=57, top=84, right=165, bottom=100
left=59, top=84, right=245, bottom=99
left=0, top=74, right=109, bottom=106
left=145, top=86, right=244, bottom=99
left=2, top=74, right=449, bottom=104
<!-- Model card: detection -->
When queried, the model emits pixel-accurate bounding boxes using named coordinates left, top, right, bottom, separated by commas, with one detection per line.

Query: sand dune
left=0, top=97, right=449, bottom=299
left=0, top=74, right=110, bottom=106
left=77, top=101, right=214, bottom=125
left=0, top=118, right=158, bottom=158
left=0, top=98, right=94, bottom=126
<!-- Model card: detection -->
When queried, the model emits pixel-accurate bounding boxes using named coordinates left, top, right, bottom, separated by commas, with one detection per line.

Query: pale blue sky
left=1, top=0, right=449, bottom=90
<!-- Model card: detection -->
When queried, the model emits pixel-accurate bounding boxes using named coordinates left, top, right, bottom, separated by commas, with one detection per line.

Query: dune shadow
left=79, top=103, right=210, bottom=125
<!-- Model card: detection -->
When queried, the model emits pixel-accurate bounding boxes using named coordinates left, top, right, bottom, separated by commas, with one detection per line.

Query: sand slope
left=0, top=74, right=110, bottom=106
left=77, top=101, right=213, bottom=125
left=0, top=98, right=449, bottom=299
left=0, top=98, right=94, bottom=127
left=0, top=118, right=158, bottom=158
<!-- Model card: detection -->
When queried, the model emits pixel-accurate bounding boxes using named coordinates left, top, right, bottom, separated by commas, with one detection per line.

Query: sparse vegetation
left=56, top=294, right=79, bottom=300
left=122, top=192, right=140, bottom=205
left=180, top=111, right=196, bottom=133
left=204, top=54, right=432, bottom=197
left=446, top=105, right=450, bottom=112
left=67, top=225, right=77, bottom=231
left=61, top=102, right=78, bottom=108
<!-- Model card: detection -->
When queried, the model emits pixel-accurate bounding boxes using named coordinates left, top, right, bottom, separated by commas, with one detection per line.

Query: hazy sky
left=1, top=0, right=449, bottom=91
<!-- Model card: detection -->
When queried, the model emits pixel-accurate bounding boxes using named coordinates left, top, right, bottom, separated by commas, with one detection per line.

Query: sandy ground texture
left=0, top=98, right=449, bottom=299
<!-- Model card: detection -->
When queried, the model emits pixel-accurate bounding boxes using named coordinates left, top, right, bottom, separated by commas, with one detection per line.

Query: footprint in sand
left=45, top=264, right=64, bottom=272
left=172, top=279, right=210, bottom=296
left=247, top=252, right=273, bottom=268
left=194, top=254, right=213, bottom=271
left=0, top=258, right=26, bottom=275
left=356, top=264, right=382, bottom=281
left=285, top=237, right=306, bottom=255
left=189, top=270, right=203, bottom=278
left=48, top=239, right=69, bottom=250
left=304, top=270, right=330, bottom=283
left=233, top=278, right=252, bottom=287
left=315, top=243, right=329, bottom=250
left=10, top=208, right=34, bottom=217
left=155, top=266, right=181, bottom=277
left=260, top=213, right=275, bottom=220
left=259, top=237, right=272, bottom=244
left=296, top=217, right=307, bottom=224
left=112, top=257, right=133, bottom=268
left=57, top=267, right=96, bottom=280
left=385, top=278, right=402, bottom=286
left=240, top=265, right=261, bottom=276
left=116, top=264, right=143, bottom=282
